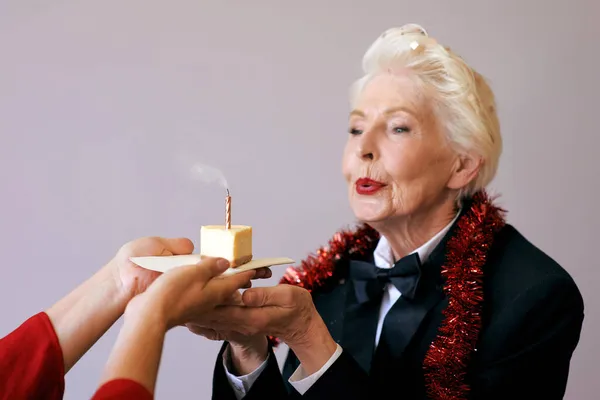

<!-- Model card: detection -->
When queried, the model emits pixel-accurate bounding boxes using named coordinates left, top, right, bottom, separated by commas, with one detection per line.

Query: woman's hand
left=109, top=236, right=195, bottom=302
left=99, top=257, right=256, bottom=394
left=209, top=285, right=319, bottom=345
left=129, top=258, right=257, bottom=330
left=204, top=284, right=338, bottom=375
left=188, top=323, right=269, bottom=375
left=186, top=291, right=269, bottom=375
left=45, top=236, right=193, bottom=373
left=109, top=237, right=272, bottom=306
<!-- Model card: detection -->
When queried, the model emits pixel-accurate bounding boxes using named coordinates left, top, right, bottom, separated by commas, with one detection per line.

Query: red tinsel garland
left=422, top=192, right=505, bottom=399
left=269, top=191, right=505, bottom=399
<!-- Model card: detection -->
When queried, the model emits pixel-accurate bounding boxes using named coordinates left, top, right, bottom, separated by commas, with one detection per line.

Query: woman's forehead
left=353, top=74, right=429, bottom=117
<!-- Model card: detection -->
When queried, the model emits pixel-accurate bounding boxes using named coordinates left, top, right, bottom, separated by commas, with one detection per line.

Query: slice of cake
left=200, top=225, right=253, bottom=267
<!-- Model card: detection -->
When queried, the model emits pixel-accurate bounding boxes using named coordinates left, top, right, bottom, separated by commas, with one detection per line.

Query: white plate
left=129, top=254, right=295, bottom=276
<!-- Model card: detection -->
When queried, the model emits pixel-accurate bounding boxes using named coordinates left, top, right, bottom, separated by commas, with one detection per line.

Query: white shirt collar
left=373, top=211, right=461, bottom=269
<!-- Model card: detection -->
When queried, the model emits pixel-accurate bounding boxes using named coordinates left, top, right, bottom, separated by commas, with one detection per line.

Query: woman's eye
left=348, top=128, right=363, bottom=135
left=393, top=126, right=410, bottom=134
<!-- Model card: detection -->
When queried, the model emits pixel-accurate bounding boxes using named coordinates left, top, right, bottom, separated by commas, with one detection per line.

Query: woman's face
left=342, top=72, right=462, bottom=225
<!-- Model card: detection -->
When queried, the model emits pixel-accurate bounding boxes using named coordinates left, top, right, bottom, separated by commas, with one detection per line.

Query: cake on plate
left=200, top=225, right=252, bottom=267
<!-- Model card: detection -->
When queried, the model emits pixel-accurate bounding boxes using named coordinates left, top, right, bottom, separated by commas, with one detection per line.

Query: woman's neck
left=372, top=197, right=459, bottom=261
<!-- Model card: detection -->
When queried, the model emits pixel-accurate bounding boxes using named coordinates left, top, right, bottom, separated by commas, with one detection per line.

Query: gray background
left=0, top=1, right=597, bottom=398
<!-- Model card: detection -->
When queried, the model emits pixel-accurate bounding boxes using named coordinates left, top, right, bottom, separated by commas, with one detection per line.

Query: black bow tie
left=349, top=253, right=422, bottom=304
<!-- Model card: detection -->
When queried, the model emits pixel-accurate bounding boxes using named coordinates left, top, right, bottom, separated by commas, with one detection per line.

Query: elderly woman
left=201, top=24, right=584, bottom=399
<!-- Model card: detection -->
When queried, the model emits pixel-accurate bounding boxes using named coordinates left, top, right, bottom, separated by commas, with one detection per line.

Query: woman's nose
left=356, top=130, right=377, bottom=161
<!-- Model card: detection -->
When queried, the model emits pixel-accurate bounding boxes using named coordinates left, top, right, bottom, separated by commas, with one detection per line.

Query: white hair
left=350, top=23, right=502, bottom=199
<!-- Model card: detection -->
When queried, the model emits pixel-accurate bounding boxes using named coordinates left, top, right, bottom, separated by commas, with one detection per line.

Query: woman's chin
left=352, top=207, right=389, bottom=224
left=349, top=194, right=393, bottom=223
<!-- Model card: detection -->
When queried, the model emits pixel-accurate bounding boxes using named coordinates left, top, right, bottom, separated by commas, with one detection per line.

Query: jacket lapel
left=340, top=279, right=381, bottom=373
left=310, top=257, right=381, bottom=374
left=311, top=277, right=349, bottom=346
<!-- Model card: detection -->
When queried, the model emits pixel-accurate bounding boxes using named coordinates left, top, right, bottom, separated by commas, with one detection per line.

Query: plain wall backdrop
left=1, top=1, right=598, bottom=398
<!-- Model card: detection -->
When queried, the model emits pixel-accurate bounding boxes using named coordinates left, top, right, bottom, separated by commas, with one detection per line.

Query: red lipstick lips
left=355, top=177, right=386, bottom=195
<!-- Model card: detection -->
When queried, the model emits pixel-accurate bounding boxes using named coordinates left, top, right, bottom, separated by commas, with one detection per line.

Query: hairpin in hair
left=381, top=23, right=428, bottom=39
left=399, top=23, right=428, bottom=36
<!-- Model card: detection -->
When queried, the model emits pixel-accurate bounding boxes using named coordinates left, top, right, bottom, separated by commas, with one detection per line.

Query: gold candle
left=225, top=189, right=231, bottom=229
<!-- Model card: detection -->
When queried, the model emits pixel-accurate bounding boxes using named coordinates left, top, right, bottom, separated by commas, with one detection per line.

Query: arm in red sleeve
left=0, top=312, right=65, bottom=400
left=91, top=379, right=153, bottom=400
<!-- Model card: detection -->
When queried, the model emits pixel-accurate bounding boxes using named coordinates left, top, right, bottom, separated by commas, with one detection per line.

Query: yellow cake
left=200, top=225, right=253, bottom=267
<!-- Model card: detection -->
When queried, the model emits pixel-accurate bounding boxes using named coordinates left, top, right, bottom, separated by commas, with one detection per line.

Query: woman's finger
left=158, top=237, right=195, bottom=255
left=211, top=270, right=256, bottom=300
left=225, top=292, right=244, bottom=305
left=252, top=268, right=272, bottom=279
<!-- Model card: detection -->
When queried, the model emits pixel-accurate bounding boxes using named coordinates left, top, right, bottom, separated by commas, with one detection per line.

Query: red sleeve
left=0, top=312, right=65, bottom=400
left=91, top=379, right=153, bottom=400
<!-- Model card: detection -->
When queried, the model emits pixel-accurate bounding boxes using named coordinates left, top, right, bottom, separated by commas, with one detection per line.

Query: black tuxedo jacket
left=212, top=224, right=584, bottom=400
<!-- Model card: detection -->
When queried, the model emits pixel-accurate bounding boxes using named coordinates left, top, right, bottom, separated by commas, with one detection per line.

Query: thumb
left=212, top=270, right=256, bottom=296
left=194, top=257, right=231, bottom=281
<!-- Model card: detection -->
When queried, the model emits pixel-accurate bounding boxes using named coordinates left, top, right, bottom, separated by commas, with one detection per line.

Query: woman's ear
left=447, top=153, right=482, bottom=190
